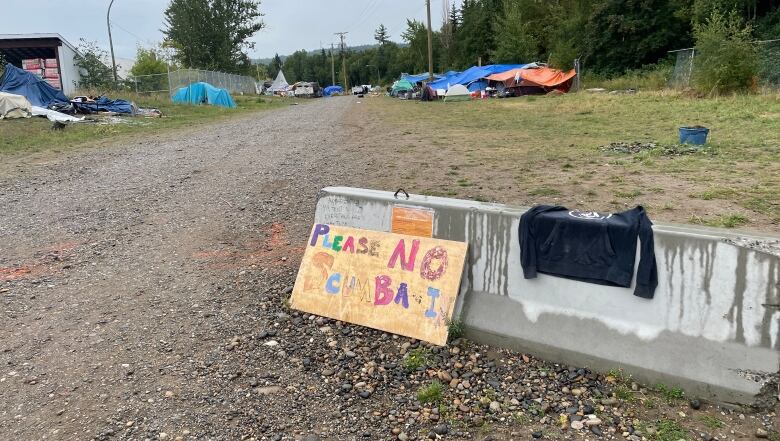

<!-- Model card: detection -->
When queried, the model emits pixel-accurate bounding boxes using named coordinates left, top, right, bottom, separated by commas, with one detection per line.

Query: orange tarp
left=486, top=67, right=577, bottom=87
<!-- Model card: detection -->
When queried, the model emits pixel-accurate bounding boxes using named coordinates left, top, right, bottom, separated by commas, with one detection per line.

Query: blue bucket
left=679, top=126, right=709, bottom=145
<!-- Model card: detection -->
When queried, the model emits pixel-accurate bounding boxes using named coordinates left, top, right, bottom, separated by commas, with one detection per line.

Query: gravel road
left=0, top=98, right=774, bottom=441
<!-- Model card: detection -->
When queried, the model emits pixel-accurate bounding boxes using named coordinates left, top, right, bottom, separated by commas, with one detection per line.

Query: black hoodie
left=519, top=205, right=657, bottom=299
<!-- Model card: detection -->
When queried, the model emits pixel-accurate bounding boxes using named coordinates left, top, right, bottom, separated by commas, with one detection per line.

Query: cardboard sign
left=290, top=224, right=468, bottom=345
left=391, top=206, right=434, bottom=238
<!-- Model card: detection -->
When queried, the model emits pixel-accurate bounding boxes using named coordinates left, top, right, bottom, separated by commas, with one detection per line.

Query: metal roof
left=0, top=33, right=80, bottom=53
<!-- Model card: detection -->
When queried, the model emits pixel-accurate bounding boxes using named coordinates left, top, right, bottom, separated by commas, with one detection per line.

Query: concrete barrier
left=313, top=186, right=780, bottom=406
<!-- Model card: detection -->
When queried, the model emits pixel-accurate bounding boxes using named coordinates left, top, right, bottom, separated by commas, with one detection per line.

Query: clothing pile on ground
left=0, top=63, right=161, bottom=123
left=389, top=63, right=577, bottom=102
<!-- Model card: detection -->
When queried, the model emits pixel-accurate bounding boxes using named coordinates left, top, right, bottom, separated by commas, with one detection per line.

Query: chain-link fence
left=129, top=69, right=259, bottom=96
left=669, top=39, right=780, bottom=89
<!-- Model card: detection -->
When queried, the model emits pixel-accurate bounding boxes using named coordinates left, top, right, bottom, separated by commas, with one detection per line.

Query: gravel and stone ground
left=0, top=97, right=776, bottom=440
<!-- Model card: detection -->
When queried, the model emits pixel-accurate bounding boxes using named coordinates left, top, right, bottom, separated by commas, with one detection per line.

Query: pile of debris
left=600, top=141, right=657, bottom=154
left=0, top=63, right=160, bottom=125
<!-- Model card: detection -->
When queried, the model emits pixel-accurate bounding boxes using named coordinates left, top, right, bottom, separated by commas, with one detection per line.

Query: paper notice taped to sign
left=290, top=223, right=467, bottom=345
left=391, top=205, right=434, bottom=238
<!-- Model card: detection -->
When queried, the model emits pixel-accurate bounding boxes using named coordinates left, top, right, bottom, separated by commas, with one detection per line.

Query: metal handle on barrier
left=394, top=188, right=409, bottom=200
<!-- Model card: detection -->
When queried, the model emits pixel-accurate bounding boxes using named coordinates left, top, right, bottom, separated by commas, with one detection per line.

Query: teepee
left=269, top=70, right=289, bottom=92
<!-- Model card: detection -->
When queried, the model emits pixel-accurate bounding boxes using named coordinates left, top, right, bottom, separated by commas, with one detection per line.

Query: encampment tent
left=0, top=91, right=32, bottom=119
left=391, top=78, right=414, bottom=95
left=486, top=66, right=576, bottom=90
left=172, top=82, right=236, bottom=108
left=429, top=64, right=526, bottom=91
left=0, top=63, right=68, bottom=107
left=269, top=70, right=289, bottom=93
left=444, top=84, right=470, bottom=102
left=323, top=85, right=343, bottom=96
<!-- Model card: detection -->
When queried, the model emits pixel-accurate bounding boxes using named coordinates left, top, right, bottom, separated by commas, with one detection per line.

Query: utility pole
left=107, top=0, right=118, bottom=83
left=426, top=0, right=433, bottom=81
left=335, top=32, right=348, bottom=91
left=330, top=43, right=336, bottom=86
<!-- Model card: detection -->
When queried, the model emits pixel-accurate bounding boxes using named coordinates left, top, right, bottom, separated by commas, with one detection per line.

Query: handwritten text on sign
left=290, top=224, right=468, bottom=345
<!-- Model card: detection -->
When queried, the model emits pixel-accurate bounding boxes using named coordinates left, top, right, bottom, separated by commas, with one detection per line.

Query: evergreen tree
left=491, top=0, right=539, bottom=63
left=374, top=24, right=390, bottom=45
left=268, top=53, right=283, bottom=78
left=163, top=0, right=264, bottom=73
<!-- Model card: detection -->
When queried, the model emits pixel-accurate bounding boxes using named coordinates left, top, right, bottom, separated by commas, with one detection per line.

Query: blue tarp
left=172, top=82, right=236, bottom=108
left=0, top=63, right=68, bottom=107
left=323, top=85, right=344, bottom=96
left=73, top=96, right=136, bottom=114
left=467, top=80, right=489, bottom=92
left=429, top=64, right=527, bottom=91
left=401, top=72, right=443, bottom=83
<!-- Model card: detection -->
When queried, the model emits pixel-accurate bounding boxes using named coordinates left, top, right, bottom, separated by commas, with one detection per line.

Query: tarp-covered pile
left=323, top=85, right=343, bottom=96
left=172, top=82, right=236, bottom=108
left=0, top=91, right=32, bottom=119
left=486, top=66, right=577, bottom=92
left=0, top=63, right=68, bottom=107
left=72, top=96, right=137, bottom=114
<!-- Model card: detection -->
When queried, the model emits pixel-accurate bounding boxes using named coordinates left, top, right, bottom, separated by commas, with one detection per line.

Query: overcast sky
left=0, top=0, right=456, bottom=61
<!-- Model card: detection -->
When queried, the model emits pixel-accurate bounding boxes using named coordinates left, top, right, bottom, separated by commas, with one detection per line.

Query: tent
left=323, top=85, right=343, bottom=96
left=172, top=82, right=236, bottom=108
left=486, top=66, right=576, bottom=91
left=0, top=63, right=68, bottom=107
left=444, top=84, right=470, bottom=102
left=0, top=92, right=32, bottom=119
left=429, top=64, right=526, bottom=91
left=269, top=70, right=289, bottom=93
left=391, top=78, right=414, bottom=95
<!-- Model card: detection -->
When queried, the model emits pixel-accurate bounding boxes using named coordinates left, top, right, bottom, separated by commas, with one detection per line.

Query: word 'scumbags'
left=290, top=223, right=468, bottom=345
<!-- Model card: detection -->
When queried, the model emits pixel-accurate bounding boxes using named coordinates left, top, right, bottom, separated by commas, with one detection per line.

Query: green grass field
left=0, top=94, right=287, bottom=155
left=360, top=91, right=779, bottom=232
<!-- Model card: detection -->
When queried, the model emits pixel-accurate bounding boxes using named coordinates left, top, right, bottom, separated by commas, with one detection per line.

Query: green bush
left=692, top=10, right=758, bottom=95
left=582, top=63, right=673, bottom=91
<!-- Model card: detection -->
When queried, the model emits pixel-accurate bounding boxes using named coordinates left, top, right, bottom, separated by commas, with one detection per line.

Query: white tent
left=443, top=84, right=471, bottom=102
left=0, top=92, right=32, bottom=119
left=269, top=70, right=289, bottom=93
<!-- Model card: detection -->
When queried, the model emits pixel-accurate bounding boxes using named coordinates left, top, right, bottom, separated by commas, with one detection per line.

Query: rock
left=602, top=397, right=619, bottom=406
left=345, top=350, right=357, bottom=358
left=585, top=417, right=602, bottom=426
left=571, top=388, right=583, bottom=396
left=432, top=424, right=449, bottom=435
left=159, top=433, right=168, bottom=440
left=392, top=428, right=401, bottom=435
left=689, top=399, right=701, bottom=410
left=489, top=401, right=501, bottom=413
left=257, top=386, right=282, bottom=395
left=341, top=383, right=353, bottom=392
left=164, top=390, right=174, bottom=398
left=591, top=426, right=603, bottom=437
left=438, top=371, right=452, bottom=382
left=359, top=391, right=371, bottom=399
left=263, top=340, right=279, bottom=347
left=321, top=369, right=335, bottom=377
left=532, top=431, right=543, bottom=438
left=583, top=404, right=595, bottom=415
left=756, top=428, right=769, bottom=438
left=571, top=421, right=584, bottom=430
left=398, top=433, right=408, bottom=441
left=303, top=435, right=320, bottom=441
